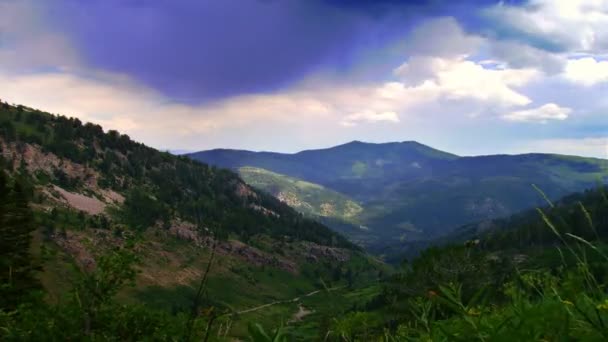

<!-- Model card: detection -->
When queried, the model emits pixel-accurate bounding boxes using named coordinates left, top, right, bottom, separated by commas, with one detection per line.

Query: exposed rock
left=301, top=242, right=350, bottom=263
left=53, top=231, right=97, bottom=271
left=100, top=189, right=125, bottom=204
left=50, top=185, right=106, bottom=215
left=166, top=221, right=297, bottom=274
left=168, top=220, right=204, bottom=244
left=320, top=203, right=335, bottom=216
left=0, top=138, right=100, bottom=188
left=249, top=204, right=280, bottom=218
left=235, top=181, right=258, bottom=200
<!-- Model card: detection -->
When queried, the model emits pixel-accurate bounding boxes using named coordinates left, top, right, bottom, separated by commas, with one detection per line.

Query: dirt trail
left=234, top=286, right=344, bottom=316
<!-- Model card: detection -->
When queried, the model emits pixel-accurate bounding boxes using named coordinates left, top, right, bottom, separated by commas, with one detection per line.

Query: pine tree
left=0, top=173, right=38, bottom=309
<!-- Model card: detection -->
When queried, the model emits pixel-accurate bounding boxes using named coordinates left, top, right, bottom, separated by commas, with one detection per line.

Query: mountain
left=190, top=141, right=608, bottom=251
left=0, top=102, right=384, bottom=339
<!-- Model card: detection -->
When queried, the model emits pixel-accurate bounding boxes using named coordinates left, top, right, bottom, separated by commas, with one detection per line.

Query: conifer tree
left=0, top=173, right=38, bottom=309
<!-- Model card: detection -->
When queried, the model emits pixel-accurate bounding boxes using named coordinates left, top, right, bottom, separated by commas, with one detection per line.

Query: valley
left=0, top=103, right=384, bottom=339
left=1, top=101, right=607, bottom=340
left=191, top=141, right=608, bottom=258
left=3, top=1, right=608, bottom=340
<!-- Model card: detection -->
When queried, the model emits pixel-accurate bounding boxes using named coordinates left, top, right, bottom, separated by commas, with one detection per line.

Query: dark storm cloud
left=43, top=0, right=377, bottom=103
left=41, top=0, right=523, bottom=104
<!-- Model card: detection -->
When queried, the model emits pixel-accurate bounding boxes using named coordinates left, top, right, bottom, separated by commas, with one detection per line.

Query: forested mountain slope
left=0, top=101, right=383, bottom=339
left=279, top=186, right=608, bottom=340
left=191, top=141, right=607, bottom=249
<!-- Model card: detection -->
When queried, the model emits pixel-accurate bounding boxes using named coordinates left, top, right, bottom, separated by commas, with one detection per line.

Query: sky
left=0, top=0, right=606, bottom=158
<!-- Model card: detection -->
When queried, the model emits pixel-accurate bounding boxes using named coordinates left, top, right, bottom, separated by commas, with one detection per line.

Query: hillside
left=0, top=101, right=384, bottom=339
left=238, top=166, right=363, bottom=222
left=190, top=142, right=608, bottom=251
left=263, top=186, right=608, bottom=339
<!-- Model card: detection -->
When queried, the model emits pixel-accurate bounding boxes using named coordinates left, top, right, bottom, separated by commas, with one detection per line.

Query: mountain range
left=190, top=141, right=608, bottom=254
left=2, top=100, right=608, bottom=339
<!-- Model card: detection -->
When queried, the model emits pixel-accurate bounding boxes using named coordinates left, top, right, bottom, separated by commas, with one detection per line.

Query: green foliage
left=0, top=247, right=197, bottom=341
left=191, top=141, right=607, bottom=255
left=0, top=101, right=353, bottom=248
left=247, top=323, right=288, bottom=342
left=286, top=186, right=608, bottom=340
left=116, top=187, right=169, bottom=231
left=0, top=171, right=39, bottom=310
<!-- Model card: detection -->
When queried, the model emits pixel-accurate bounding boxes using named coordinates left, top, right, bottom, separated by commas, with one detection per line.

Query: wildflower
left=596, top=300, right=608, bottom=311
left=466, top=308, right=481, bottom=316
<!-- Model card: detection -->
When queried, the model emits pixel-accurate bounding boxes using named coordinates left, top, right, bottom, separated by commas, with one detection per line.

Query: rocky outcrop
left=167, top=221, right=297, bottom=273
left=301, top=242, right=350, bottom=263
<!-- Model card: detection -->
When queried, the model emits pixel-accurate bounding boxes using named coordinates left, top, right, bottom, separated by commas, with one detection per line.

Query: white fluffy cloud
left=395, top=56, right=539, bottom=107
left=484, top=0, right=608, bottom=54
left=340, top=110, right=399, bottom=126
left=0, top=70, right=338, bottom=146
left=0, top=12, right=553, bottom=151
left=487, top=40, right=567, bottom=74
left=563, top=57, right=608, bottom=85
left=502, top=103, right=572, bottom=123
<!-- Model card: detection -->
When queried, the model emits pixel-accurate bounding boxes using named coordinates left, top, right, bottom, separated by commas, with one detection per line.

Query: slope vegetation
left=0, top=101, right=383, bottom=339
left=238, top=166, right=363, bottom=222
left=191, top=142, right=608, bottom=250
left=260, top=186, right=608, bottom=340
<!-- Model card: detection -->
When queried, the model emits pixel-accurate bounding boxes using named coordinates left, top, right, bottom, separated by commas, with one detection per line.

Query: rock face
left=167, top=221, right=297, bottom=273
left=0, top=138, right=347, bottom=280
left=234, top=181, right=259, bottom=200
left=0, top=138, right=99, bottom=188
left=166, top=220, right=353, bottom=274
left=1, top=138, right=124, bottom=216
left=302, top=242, right=350, bottom=263
left=50, top=185, right=107, bottom=215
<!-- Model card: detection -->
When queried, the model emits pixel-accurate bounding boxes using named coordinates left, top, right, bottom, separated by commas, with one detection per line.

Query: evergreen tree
left=0, top=174, right=38, bottom=309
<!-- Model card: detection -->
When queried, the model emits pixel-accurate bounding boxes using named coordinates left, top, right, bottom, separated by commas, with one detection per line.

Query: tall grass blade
left=533, top=184, right=554, bottom=208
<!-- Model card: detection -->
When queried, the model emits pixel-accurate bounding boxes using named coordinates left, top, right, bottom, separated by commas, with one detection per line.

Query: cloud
left=341, top=110, right=400, bottom=126
left=402, top=17, right=482, bottom=58
left=0, top=2, right=604, bottom=158
left=0, top=0, right=80, bottom=71
left=0, top=13, right=549, bottom=151
left=0, top=69, right=336, bottom=144
left=502, top=103, right=572, bottom=123
left=395, top=56, right=539, bottom=107
left=487, top=40, right=566, bottom=74
left=483, top=0, right=608, bottom=54
left=563, top=57, right=608, bottom=86
left=40, top=0, right=384, bottom=103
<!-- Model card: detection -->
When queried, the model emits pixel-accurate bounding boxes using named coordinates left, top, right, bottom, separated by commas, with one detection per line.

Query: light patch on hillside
left=238, top=166, right=363, bottom=222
